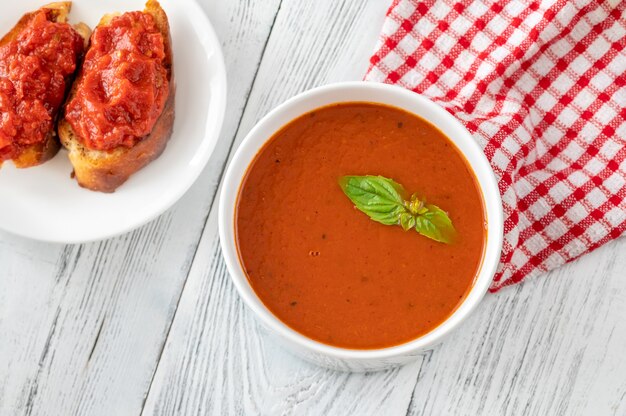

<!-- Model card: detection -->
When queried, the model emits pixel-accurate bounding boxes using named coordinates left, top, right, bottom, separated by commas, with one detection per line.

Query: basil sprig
left=339, top=175, right=456, bottom=244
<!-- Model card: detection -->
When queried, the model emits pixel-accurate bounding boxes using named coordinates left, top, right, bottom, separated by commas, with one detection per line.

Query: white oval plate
left=0, top=0, right=227, bottom=244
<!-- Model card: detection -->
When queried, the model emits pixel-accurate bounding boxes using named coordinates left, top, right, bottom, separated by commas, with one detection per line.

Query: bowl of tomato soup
left=219, top=82, right=503, bottom=371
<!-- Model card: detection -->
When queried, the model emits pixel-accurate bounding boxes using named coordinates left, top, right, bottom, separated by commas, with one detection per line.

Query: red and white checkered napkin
left=365, top=0, right=626, bottom=291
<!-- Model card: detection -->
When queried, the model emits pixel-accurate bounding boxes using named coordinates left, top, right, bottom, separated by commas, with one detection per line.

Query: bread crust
left=59, top=0, right=175, bottom=193
left=0, top=2, right=89, bottom=169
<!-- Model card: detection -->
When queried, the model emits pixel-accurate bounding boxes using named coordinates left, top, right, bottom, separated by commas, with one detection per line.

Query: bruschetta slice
left=0, top=2, right=89, bottom=168
left=59, top=0, right=175, bottom=193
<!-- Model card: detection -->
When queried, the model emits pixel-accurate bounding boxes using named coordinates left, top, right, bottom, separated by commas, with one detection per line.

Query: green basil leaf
left=399, top=212, right=416, bottom=231
left=414, top=204, right=457, bottom=243
left=339, top=176, right=408, bottom=226
left=339, top=175, right=457, bottom=244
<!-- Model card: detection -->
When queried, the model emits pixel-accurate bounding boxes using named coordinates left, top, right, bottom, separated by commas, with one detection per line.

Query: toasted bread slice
left=0, top=2, right=89, bottom=169
left=59, top=0, right=175, bottom=193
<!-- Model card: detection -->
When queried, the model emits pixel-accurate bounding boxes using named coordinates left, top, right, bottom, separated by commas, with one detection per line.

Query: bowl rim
left=219, top=81, right=504, bottom=360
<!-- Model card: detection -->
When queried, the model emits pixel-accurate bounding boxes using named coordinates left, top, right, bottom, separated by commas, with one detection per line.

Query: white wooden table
left=1, top=1, right=625, bottom=415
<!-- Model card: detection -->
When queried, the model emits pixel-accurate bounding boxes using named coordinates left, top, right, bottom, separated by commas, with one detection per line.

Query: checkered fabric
left=365, top=0, right=626, bottom=291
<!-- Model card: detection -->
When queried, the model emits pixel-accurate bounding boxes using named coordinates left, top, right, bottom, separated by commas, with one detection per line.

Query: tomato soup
left=235, top=102, right=486, bottom=349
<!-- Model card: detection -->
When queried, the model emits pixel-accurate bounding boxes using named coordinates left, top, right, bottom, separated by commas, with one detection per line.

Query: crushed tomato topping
left=64, top=12, right=169, bottom=151
left=0, top=9, right=84, bottom=161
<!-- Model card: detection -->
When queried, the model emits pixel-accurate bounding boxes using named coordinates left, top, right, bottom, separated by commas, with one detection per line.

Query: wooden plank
left=0, top=1, right=281, bottom=415
left=406, top=238, right=626, bottom=416
left=141, top=1, right=419, bottom=415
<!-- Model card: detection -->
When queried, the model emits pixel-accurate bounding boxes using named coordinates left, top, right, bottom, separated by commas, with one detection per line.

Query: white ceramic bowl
left=219, top=81, right=503, bottom=372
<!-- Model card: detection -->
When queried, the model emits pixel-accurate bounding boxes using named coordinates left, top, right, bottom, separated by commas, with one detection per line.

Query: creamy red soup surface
left=235, top=102, right=486, bottom=349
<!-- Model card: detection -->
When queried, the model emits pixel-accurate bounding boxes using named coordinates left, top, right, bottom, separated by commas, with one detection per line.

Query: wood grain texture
left=0, top=1, right=281, bottom=415
left=2, top=0, right=626, bottom=415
